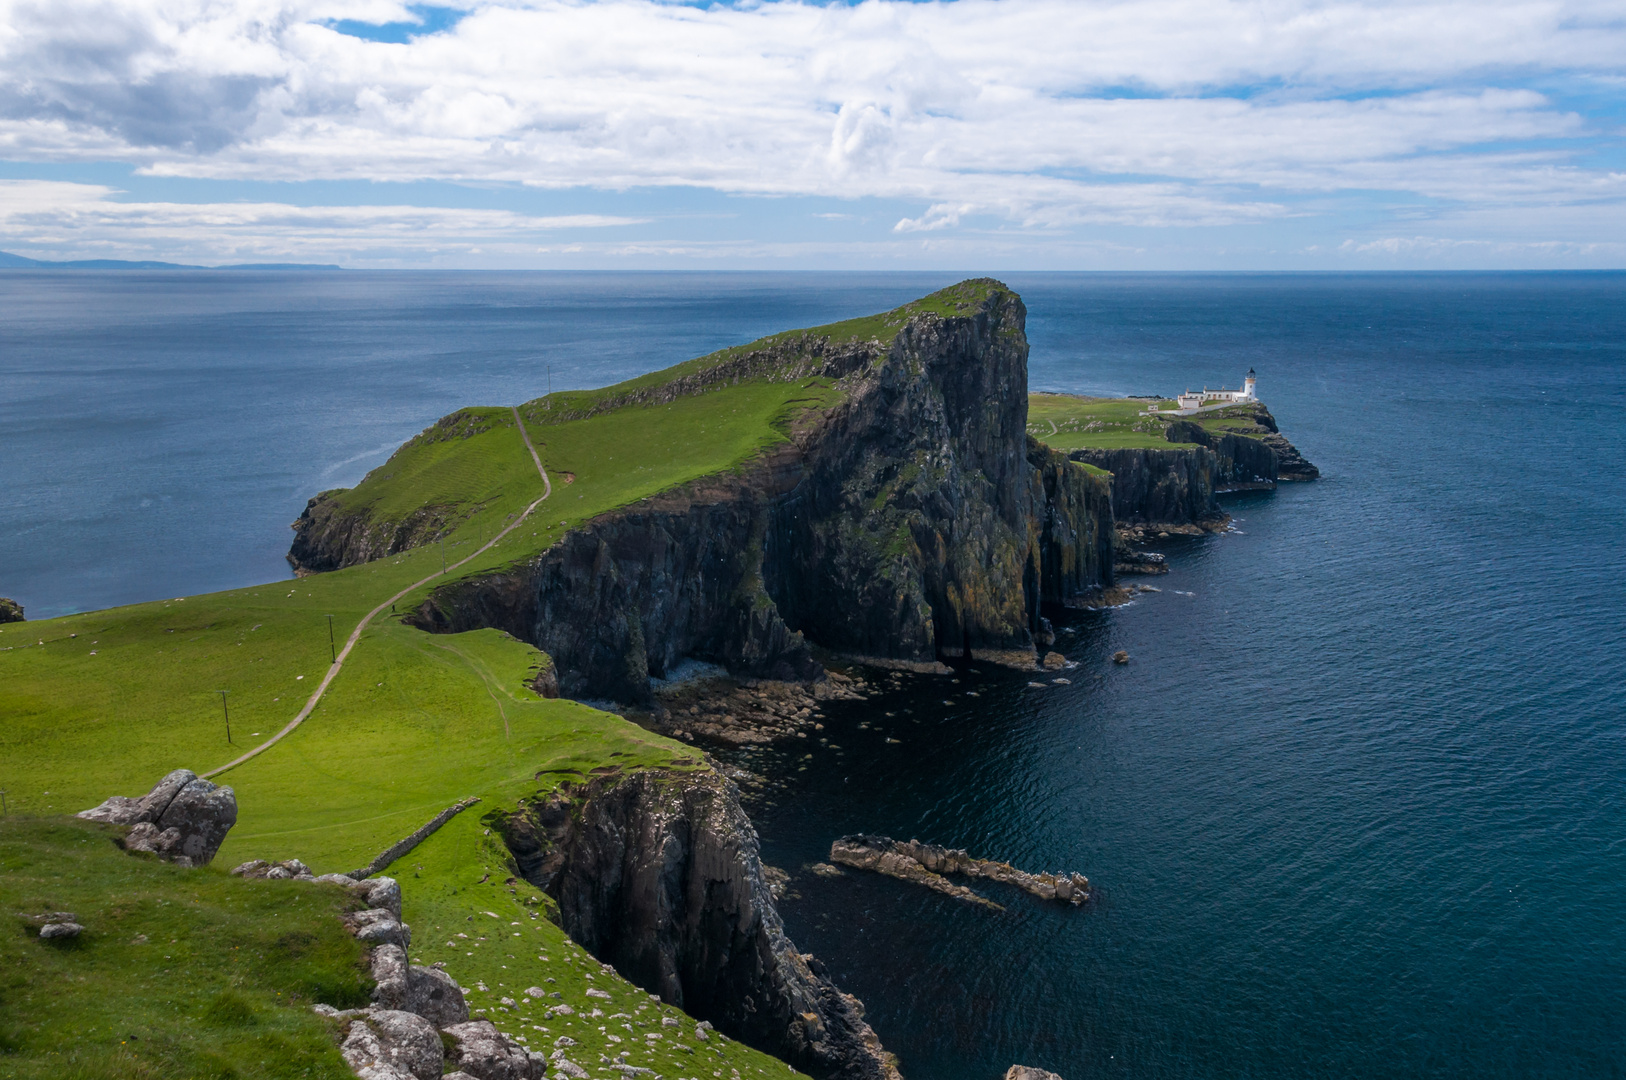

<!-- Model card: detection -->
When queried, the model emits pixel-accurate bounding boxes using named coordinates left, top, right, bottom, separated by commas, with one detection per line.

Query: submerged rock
left=1005, top=1066, right=1066, bottom=1080
left=831, top=834, right=1090, bottom=907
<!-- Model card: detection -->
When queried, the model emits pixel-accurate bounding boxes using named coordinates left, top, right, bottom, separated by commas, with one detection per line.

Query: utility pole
left=219, top=691, right=232, bottom=744
left=548, top=363, right=552, bottom=396
left=326, top=614, right=336, bottom=664
left=440, top=538, right=447, bottom=575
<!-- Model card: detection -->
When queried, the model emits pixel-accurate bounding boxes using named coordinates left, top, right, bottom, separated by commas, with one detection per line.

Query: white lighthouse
left=1170, top=368, right=1260, bottom=412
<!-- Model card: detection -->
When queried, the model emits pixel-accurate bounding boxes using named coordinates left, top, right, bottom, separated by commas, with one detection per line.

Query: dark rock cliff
left=494, top=770, right=899, bottom=1080
left=409, top=281, right=1114, bottom=700
left=1075, top=403, right=1316, bottom=528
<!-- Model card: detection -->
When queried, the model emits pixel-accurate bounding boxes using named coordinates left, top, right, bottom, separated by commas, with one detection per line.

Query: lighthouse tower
left=1243, top=368, right=1257, bottom=400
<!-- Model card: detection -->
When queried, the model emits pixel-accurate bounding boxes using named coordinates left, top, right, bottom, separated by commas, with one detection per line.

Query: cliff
left=408, top=281, right=1114, bottom=701
left=494, top=770, right=898, bottom=1080
left=1073, top=402, right=1316, bottom=529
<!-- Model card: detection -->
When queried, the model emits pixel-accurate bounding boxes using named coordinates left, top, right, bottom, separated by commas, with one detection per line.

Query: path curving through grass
left=203, top=407, right=551, bottom=780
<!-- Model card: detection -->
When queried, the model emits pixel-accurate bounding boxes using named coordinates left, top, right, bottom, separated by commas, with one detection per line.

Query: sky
left=0, top=0, right=1622, bottom=269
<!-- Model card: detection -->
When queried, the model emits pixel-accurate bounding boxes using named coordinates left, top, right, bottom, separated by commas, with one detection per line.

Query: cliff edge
left=406, top=280, right=1113, bottom=701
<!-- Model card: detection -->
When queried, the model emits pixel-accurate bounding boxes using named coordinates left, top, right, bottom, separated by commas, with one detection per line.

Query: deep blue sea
left=3, top=271, right=1625, bottom=1078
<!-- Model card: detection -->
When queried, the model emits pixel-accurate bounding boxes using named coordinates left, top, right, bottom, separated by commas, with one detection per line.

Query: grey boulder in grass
left=76, top=768, right=238, bottom=866
left=441, top=1019, right=544, bottom=1080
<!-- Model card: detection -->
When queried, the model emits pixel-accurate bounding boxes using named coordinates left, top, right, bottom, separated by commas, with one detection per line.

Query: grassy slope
left=0, top=286, right=1023, bottom=1079
left=1027, top=393, right=1270, bottom=452
left=0, top=816, right=368, bottom=1080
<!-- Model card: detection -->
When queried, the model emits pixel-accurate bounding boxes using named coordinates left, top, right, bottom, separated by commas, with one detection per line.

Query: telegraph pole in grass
left=219, top=690, right=232, bottom=744
left=326, top=614, right=336, bottom=664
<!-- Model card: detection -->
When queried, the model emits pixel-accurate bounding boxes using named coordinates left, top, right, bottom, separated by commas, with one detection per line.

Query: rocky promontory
left=1073, top=401, right=1317, bottom=538
left=408, top=281, right=1113, bottom=703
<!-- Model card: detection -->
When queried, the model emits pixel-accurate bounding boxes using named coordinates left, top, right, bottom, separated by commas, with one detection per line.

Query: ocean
left=3, top=270, right=1625, bottom=1077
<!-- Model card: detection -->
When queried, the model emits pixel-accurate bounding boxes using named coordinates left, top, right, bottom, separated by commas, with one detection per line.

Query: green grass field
left=1, top=815, right=369, bottom=1080
left=0, top=285, right=1016, bottom=1079
left=1026, top=393, right=1272, bottom=452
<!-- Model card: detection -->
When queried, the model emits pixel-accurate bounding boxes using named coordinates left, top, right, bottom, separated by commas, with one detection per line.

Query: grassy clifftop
left=0, top=281, right=1014, bottom=1080
left=1027, top=392, right=1279, bottom=451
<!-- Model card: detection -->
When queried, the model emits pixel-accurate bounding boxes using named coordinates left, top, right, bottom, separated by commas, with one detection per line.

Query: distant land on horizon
left=0, top=250, right=342, bottom=271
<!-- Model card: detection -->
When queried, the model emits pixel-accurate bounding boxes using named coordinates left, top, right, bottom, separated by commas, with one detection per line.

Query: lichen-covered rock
left=39, top=921, right=83, bottom=939
left=406, top=964, right=468, bottom=1027
left=370, top=944, right=409, bottom=1010
left=362, top=877, right=402, bottom=918
left=77, top=769, right=237, bottom=865
left=441, top=1019, right=541, bottom=1080
left=346, top=908, right=411, bottom=950
left=340, top=1012, right=442, bottom=1080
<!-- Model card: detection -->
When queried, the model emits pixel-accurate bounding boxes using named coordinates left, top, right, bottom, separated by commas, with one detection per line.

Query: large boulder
left=441, top=1019, right=542, bottom=1080
left=340, top=1012, right=443, bottom=1080
left=77, top=769, right=237, bottom=865
left=0, top=597, right=23, bottom=623
left=406, top=964, right=469, bottom=1027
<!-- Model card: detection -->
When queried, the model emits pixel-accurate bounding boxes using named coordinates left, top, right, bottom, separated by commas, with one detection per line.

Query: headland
left=0, top=280, right=1314, bottom=1080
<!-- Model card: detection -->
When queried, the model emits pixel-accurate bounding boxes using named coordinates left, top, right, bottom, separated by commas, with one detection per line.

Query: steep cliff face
left=288, top=490, right=451, bottom=573
left=1076, top=403, right=1316, bottom=528
left=494, top=770, right=898, bottom=1080
left=1071, top=445, right=1225, bottom=527
left=410, top=281, right=1113, bottom=700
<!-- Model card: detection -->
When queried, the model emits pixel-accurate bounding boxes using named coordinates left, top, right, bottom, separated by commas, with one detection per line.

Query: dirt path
left=204, top=408, right=551, bottom=780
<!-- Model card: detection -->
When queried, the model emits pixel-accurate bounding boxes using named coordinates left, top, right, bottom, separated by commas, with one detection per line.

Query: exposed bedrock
left=287, top=491, right=452, bottom=574
left=1074, top=404, right=1316, bottom=529
left=493, top=769, right=899, bottom=1080
left=409, top=283, right=1113, bottom=702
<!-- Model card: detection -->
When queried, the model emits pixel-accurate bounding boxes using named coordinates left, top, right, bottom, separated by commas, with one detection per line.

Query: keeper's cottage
left=1174, top=369, right=1257, bottom=412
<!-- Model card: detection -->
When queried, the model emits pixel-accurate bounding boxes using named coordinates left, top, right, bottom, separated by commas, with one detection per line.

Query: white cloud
left=0, top=0, right=1622, bottom=260
left=0, top=179, right=646, bottom=261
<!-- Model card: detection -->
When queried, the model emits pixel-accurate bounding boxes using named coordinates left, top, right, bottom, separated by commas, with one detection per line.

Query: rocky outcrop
left=77, top=768, right=238, bottom=866
left=340, top=1010, right=445, bottom=1080
left=493, top=769, right=899, bottom=1080
left=1005, top=1066, right=1065, bottom=1080
left=441, top=1020, right=545, bottom=1080
left=0, top=596, right=22, bottom=622
left=407, top=282, right=1112, bottom=703
left=1074, top=403, right=1316, bottom=529
left=829, top=835, right=1089, bottom=908
left=287, top=410, right=509, bottom=574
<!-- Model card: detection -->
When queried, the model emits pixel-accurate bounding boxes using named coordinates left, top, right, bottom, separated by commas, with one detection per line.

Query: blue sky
left=0, top=0, right=1621, bottom=269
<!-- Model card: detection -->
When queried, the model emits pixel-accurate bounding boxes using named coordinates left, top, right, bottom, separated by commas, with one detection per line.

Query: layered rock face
left=410, top=282, right=1112, bottom=701
left=1074, top=403, right=1316, bottom=529
left=494, top=770, right=898, bottom=1080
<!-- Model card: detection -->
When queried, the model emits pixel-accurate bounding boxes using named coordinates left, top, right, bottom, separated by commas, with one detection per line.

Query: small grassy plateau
left=0, top=284, right=1018, bottom=1079
left=1026, top=393, right=1270, bottom=451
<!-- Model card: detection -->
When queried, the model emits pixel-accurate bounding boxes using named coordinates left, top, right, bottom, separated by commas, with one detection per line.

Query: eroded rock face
left=408, top=282, right=1113, bottom=703
left=0, top=596, right=23, bottom=623
left=441, top=1019, right=542, bottom=1080
left=77, top=769, right=237, bottom=865
left=496, top=769, right=899, bottom=1080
